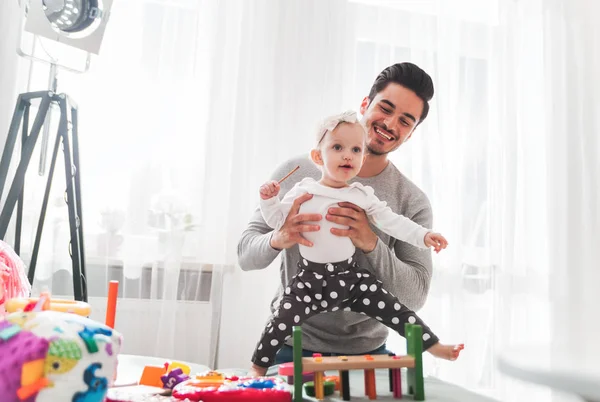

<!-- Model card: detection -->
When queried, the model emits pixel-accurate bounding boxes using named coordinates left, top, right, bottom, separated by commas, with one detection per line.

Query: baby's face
left=319, top=122, right=366, bottom=185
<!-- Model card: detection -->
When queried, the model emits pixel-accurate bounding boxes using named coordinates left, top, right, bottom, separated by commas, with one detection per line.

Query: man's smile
left=374, top=125, right=395, bottom=141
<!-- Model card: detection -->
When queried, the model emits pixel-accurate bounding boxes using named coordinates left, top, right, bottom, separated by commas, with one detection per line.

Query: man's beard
left=366, top=143, right=388, bottom=156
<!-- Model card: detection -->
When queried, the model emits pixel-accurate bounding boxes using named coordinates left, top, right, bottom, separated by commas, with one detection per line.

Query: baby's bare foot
left=427, top=343, right=465, bottom=361
left=248, top=364, right=268, bottom=377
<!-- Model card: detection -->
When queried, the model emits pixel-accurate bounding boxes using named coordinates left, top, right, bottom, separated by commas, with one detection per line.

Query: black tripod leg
left=0, top=94, right=27, bottom=197
left=57, top=96, right=84, bottom=302
left=28, top=129, right=62, bottom=286
left=15, top=102, right=31, bottom=256
left=0, top=93, right=53, bottom=239
left=70, top=105, right=87, bottom=301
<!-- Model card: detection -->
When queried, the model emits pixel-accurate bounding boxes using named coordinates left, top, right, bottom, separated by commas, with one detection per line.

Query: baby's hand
left=259, top=180, right=281, bottom=200
left=424, top=232, right=448, bottom=253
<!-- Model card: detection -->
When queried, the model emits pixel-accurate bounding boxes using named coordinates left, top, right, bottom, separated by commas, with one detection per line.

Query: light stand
left=0, top=90, right=87, bottom=301
left=0, top=0, right=113, bottom=302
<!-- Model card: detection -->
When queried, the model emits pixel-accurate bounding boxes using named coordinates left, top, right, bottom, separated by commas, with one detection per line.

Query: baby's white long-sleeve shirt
left=260, top=177, right=430, bottom=263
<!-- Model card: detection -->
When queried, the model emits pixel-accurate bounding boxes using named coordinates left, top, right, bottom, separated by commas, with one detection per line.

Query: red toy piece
left=172, top=376, right=291, bottom=402
left=278, top=362, right=314, bottom=385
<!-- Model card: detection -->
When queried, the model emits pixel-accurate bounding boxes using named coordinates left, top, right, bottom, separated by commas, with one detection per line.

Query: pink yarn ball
left=0, top=240, right=31, bottom=305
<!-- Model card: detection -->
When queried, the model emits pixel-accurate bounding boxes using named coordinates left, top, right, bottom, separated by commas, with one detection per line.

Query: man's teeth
left=375, top=127, right=393, bottom=140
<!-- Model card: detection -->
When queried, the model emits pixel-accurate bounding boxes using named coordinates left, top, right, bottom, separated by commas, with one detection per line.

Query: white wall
left=0, top=1, right=24, bottom=146
left=216, top=259, right=281, bottom=369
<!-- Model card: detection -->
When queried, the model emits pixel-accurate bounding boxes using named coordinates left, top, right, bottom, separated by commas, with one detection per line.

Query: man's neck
left=358, top=154, right=389, bottom=177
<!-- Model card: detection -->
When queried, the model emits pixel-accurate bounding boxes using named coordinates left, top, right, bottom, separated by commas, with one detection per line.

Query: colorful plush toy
left=0, top=309, right=122, bottom=401
left=0, top=240, right=31, bottom=316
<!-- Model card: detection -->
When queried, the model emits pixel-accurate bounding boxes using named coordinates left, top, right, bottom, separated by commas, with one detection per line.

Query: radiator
left=46, top=259, right=227, bottom=368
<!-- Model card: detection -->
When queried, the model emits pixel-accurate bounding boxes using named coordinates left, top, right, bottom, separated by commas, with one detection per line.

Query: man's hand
left=327, top=202, right=378, bottom=253
left=270, top=193, right=322, bottom=250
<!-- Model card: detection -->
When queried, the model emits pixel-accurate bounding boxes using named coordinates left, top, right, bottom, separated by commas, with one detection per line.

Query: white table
left=297, top=371, right=498, bottom=402
left=497, top=345, right=600, bottom=402
left=220, top=367, right=499, bottom=402
left=113, top=356, right=498, bottom=401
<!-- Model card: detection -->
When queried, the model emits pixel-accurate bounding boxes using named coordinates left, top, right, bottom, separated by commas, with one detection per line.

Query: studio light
left=24, top=0, right=113, bottom=54
left=0, top=0, right=114, bottom=302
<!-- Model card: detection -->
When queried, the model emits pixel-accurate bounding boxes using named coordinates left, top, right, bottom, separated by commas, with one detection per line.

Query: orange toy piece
left=139, top=365, right=168, bottom=388
left=17, top=378, right=51, bottom=400
left=193, top=371, right=225, bottom=387
left=106, top=281, right=119, bottom=328
left=364, top=369, right=376, bottom=399
left=324, top=375, right=340, bottom=391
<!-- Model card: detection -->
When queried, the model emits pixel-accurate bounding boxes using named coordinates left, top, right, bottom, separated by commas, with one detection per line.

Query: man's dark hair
left=367, top=62, right=434, bottom=124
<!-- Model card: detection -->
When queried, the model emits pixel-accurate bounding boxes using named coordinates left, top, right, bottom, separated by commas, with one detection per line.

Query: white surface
left=115, top=354, right=210, bottom=387
left=217, top=367, right=499, bottom=402
left=114, top=355, right=497, bottom=400
left=303, top=372, right=498, bottom=402
left=309, top=372, right=500, bottom=402
left=497, top=345, right=600, bottom=402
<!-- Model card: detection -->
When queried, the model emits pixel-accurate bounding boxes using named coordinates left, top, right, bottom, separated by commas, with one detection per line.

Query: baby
left=250, top=111, right=463, bottom=376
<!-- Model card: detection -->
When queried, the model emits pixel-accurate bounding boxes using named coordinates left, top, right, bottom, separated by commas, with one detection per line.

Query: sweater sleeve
left=237, top=157, right=312, bottom=272
left=260, top=182, right=308, bottom=230
left=363, top=187, right=430, bottom=249
left=363, top=195, right=433, bottom=312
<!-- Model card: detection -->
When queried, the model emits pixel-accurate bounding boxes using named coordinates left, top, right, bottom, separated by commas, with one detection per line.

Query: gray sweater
left=237, top=155, right=433, bottom=353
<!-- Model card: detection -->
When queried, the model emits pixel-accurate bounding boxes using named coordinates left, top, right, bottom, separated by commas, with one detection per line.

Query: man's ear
left=359, top=96, right=371, bottom=115
left=310, top=149, right=323, bottom=165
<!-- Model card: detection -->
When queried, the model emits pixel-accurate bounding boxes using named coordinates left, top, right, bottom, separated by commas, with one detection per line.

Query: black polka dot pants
left=251, top=254, right=440, bottom=368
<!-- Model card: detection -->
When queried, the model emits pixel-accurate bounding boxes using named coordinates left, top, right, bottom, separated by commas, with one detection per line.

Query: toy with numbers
left=131, top=365, right=291, bottom=402
left=136, top=360, right=192, bottom=389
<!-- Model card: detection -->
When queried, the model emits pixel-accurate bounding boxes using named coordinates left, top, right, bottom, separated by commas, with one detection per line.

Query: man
left=237, top=62, right=435, bottom=366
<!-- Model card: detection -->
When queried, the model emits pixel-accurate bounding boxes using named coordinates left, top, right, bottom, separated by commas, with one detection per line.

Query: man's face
left=359, top=83, right=424, bottom=156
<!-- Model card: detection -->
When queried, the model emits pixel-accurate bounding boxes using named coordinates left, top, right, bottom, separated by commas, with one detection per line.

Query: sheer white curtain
left=0, top=0, right=357, bottom=367
left=359, top=1, right=599, bottom=401
left=0, top=1, right=27, bottom=155
left=348, top=1, right=551, bottom=400
left=1, top=0, right=598, bottom=400
left=1, top=0, right=230, bottom=367
left=203, top=0, right=360, bottom=368
left=211, top=4, right=556, bottom=400
left=544, top=0, right=600, bottom=382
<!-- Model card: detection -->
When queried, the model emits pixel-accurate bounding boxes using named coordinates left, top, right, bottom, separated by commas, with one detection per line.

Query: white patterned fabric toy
left=0, top=310, right=122, bottom=402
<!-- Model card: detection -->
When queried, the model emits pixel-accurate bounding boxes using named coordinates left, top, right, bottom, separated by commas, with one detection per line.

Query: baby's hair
left=314, top=110, right=367, bottom=148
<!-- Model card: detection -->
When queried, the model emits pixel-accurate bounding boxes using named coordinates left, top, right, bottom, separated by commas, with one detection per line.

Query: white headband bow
left=317, top=111, right=359, bottom=144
